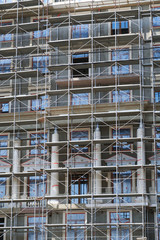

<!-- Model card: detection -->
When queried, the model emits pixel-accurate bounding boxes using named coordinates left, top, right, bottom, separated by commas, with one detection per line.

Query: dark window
left=72, top=53, right=89, bottom=78
left=112, top=128, right=131, bottom=151
left=70, top=174, right=88, bottom=204
left=66, top=213, right=85, bottom=239
left=111, top=21, right=129, bottom=35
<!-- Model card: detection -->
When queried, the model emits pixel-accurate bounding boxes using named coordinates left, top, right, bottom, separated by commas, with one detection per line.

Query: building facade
left=0, top=0, right=160, bottom=239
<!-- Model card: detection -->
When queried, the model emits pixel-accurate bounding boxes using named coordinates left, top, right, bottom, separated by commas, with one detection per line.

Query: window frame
left=29, top=132, right=48, bottom=156
left=71, top=24, right=89, bottom=39
left=154, top=126, right=160, bottom=151
left=65, top=212, right=86, bottom=240
left=152, top=6, right=160, bottom=10
left=112, top=171, right=132, bottom=203
left=110, top=126, right=133, bottom=153
left=32, top=55, right=49, bottom=74
left=71, top=93, right=90, bottom=106
left=110, top=89, right=132, bottom=103
left=28, top=175, right=47, bottom=198
left=0, top=58, right=12, bottom=73
left=110, top=47, right=131, bottom=75
left=0, top=134, right=9, bottom=159
left=69, top=173, right=89, bottom=204
left=0, top=102, right=9, bottom=113
left=108, top=211, right=131, bottom=240
left=157, top=212, right=160, bottom=240
left=157, top=170, right=160, bottom=193
left=31, top=17, right=50, bottom=45
left=27, top=216, right=46, bottom=240
left=28, top=84, right=51, bottom=111
left=0, top=91, right=12, bottom=113
left=70, top=128, right=90, bottom=155
left=0, top=19, right=13, bottom=47
left=111, top=20, right=130, bottom=35
left=152, top=8, right=160, bottom=28
left=0, top=0, right=11, bottom=3
left=0, top=178, right=6, bottom=199
left=153, top=16, right=160, bottom=27
left=155, top=91, right=160, bottom=103
left=153, top=45, right=160, bottom=60
left=30, top=94, right=49, bottom=111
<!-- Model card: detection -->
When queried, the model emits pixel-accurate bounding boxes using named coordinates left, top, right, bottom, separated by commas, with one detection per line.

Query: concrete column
left=107, top=172, right=112, bottom=194
left=132, top=171, right=136, bottom=193
left=136, top=123, right=146, bottom=201
left=12, top=139, right=20, bottom=199
left=23, top=177, right=27, bottom=198
left=151, top=170, right=155, bottom=191
left=150, top=170, right=156, bottom=204
left=5, top=177, right=10, bottom=198
left=94, top=125, right=102, bottom=195
left=51, top=128, right=59, bottom=196
left=132, top=171, right=136, bottom=202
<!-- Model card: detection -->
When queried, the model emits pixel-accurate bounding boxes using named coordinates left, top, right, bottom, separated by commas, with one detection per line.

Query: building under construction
left=0, top=0, right=160, bottom=239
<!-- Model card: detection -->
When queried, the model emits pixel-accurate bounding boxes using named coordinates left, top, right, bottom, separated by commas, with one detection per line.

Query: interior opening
left=72, top=53, right=89, bottom=78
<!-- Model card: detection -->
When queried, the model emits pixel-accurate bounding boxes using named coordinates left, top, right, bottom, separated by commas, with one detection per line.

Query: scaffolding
left=0, top=0, right=160, bottom=239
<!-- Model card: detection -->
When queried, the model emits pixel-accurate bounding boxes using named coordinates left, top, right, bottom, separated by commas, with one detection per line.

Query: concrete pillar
left=132, top=170, right=136, bottom=202
left=5, top=178, right=10, bottom=198
left=51, top=128, right=59, bottom=196
left=132, top=170, right=136, bottom=193
left=107, top=172, right=112, bottom=194
left=23, top=177, right=27, bottom=198
left=150, top=170, right=156, bottom=204
left=12, top=138, right=20, bottom=199
left=94, top=124, right=102, bottom=195
left=136, top=123, right=146, bottom=201
left=151, top=170, right=155, bottom=191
